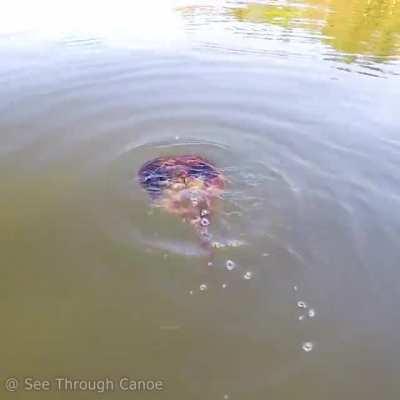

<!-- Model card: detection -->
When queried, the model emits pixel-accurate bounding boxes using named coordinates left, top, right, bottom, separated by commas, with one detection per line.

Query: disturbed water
left=1, top=1, right=400, bottom=399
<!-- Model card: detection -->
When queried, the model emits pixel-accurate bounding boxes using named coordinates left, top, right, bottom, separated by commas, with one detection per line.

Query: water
left=1, top=1, right=399, bottom=399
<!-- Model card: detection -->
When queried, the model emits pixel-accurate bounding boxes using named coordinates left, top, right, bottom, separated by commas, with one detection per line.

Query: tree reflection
left=231, top=0, right=400, bottom=58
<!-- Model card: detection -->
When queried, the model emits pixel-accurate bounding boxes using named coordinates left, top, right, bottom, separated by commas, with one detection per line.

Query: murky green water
left=1, top=1, right=399, bottom=399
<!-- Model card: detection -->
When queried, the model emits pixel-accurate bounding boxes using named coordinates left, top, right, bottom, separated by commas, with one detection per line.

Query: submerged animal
left=138, top=155, right=226, bottom=248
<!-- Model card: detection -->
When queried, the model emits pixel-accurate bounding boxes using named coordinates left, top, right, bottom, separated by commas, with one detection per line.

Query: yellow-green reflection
left=232, top=4, right=305, bottom=27
left=321, top=0, right=400, bottom=57
left=231, top=0, right=400, bottom=58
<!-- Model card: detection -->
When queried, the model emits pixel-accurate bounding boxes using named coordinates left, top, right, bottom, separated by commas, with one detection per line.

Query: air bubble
left=243, top=271, right=253, bottom=280
left=308, top=309, right=315, bottom=318
left=222, top=283, right=227, bottom=289
left=293, top=285, right=298, bottom=291
left=225, top=260, right=236, bottom=271
left=298, top=315, right=305, bottom=321
left=189, top=290, right=194, bottom=295
left=302, top=342, right=313, bottom=352
left=200, top=209, right=209, bottom=217
left=297, top=301, right=307, bottom=309
left=207, top=261, right=213, bottom=267
left=199, top=284, right=207, bottom=292
left=200, top=218, right=210, bottom=227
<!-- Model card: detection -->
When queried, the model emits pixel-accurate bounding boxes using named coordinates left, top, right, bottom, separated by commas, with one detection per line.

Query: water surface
left=1, top=1, right=399, bottom=399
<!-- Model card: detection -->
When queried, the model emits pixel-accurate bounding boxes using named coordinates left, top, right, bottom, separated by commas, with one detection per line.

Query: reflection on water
left=321, top=0, right=400, bottom=57
left=231, top=3, right=320, bottom=27
left=0, top=1, right=400, bottom=399
left=178, top=0, right=400, bottom=75
left=231, top=0, right=400, bottom=58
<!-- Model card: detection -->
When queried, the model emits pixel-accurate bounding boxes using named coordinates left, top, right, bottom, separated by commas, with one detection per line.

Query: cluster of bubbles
left=293, top=286, right=316, bottom=352
left=188, top=258, right=253, bottom=295
left=296, top=299, right=316, bottom=321
left=225, top=259, right=253, bottom=280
